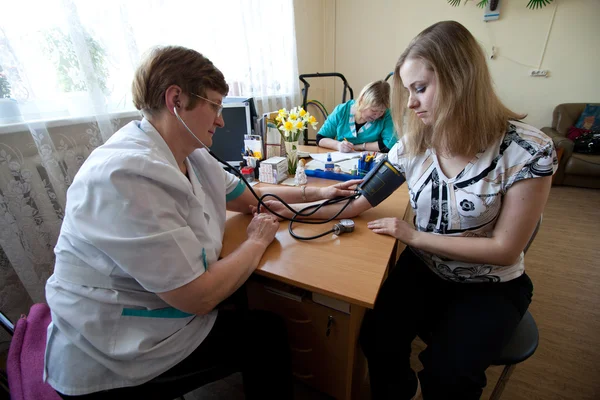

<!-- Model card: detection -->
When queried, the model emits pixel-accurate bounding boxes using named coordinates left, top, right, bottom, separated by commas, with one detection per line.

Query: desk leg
left=346, top=304, right=366, bottom=400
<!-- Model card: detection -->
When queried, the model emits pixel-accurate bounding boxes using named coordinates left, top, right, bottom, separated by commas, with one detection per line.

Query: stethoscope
left=173, top=106, right=357, bottom=240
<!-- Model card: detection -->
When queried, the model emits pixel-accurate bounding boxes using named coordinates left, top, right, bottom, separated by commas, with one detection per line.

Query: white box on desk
left=259, top=156, right=288, bottom=184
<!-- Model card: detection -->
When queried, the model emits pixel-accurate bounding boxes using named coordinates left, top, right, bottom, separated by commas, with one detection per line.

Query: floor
left=184, top=372, right=333, bottom=400
left=184, top=185, right=600, bottom=400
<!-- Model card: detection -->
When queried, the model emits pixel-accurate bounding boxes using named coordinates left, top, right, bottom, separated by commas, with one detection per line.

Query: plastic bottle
left=324, top=153, right=334, bottom=172
left=241, top=166, right=254, bottom=183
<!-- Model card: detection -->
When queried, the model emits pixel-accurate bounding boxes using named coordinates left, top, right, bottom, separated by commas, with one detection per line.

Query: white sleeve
left=387, top=139, right=407, bottom=175
left=69, top=154, right=212, bottom=293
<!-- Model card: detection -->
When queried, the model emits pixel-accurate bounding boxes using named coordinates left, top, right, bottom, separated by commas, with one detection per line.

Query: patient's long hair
left=392, top=21, right=525, bottom=157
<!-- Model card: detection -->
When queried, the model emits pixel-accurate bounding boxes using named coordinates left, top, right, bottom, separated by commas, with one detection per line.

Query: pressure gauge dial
left=337, top=219, right=355, bottom=233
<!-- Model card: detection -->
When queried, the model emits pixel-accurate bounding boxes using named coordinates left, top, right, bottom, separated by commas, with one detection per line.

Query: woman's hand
left=319, top=179, right=362, bottom=199
left=246, top=212, right=280, bottom=247
left=367, top=217, right=418, bottom=245
left=249, top=200, right=291, bottom=221
left=338, top=140, right=355, bottom=153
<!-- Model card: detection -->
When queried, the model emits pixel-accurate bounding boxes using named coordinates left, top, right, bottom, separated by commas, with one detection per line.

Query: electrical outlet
left=530, top=70, right=549, bottom=77
left=484, top=0, right=501, bottom=21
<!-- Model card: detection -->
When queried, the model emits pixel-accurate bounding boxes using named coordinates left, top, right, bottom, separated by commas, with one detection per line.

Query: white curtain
left=0, top=0, right=300, bottom=322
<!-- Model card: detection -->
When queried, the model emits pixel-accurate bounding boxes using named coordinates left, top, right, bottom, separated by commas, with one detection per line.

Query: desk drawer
left=247, top=279, right=350, bottom=399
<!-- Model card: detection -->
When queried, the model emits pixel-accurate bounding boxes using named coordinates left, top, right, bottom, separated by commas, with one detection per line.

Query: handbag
left=573, top=132, right=600, bottom=154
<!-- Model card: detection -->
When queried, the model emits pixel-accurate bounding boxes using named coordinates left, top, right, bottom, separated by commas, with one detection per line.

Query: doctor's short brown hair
left=132, top=46, right=229, bottom=117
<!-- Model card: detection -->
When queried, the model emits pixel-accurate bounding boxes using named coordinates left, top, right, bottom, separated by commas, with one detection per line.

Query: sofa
left=541, top=103, right=600, bottom=189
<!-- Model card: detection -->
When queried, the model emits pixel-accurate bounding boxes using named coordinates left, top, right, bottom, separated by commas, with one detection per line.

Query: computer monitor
left=210, top=102, right=251, bottom=167
left=224, top=96, right=257, bottom=119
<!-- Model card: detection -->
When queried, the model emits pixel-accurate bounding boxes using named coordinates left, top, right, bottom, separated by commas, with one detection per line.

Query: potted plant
left=42, top=28, right=109, bottom=116
left=0, top=65, right=22, bottom=124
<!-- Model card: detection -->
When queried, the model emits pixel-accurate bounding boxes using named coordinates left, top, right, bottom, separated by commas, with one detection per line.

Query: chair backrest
left=7, top=304, right=62, bottom=400
left=0, top=311, right=14, bottom=336
left=523, top=216, right=543, bottom=255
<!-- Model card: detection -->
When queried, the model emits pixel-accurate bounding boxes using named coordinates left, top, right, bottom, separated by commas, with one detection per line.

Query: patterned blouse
left=388, top=121, right=558, bottom=283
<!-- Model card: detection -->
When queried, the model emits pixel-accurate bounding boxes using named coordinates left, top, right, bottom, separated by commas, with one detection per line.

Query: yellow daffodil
left=280, top=120, right=295, bottom=137
left=276, top=107, right=319, bottom=136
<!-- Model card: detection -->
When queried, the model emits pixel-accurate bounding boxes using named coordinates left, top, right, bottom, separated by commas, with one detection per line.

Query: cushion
left=567, top=126, right=590, bottom=141
left=574, top=104, right=600, bottom=131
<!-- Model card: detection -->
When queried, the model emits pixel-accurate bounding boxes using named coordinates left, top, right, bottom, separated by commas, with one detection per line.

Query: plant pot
left=0, top=98, right=23, bottom=124
left=284, top=140, right=299, bottom=175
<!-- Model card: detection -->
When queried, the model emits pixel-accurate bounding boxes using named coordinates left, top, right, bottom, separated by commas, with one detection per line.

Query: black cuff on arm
left=378, top=136, right=390, bottom=153
left=316, top=134, right=326, bottom=146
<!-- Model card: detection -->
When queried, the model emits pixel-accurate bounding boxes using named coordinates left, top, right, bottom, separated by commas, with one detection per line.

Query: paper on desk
left=309, top=151, right=360, bottom=163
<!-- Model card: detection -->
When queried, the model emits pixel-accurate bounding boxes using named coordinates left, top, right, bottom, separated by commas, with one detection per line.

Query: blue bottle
left=324, top=153, right=334, bottom=172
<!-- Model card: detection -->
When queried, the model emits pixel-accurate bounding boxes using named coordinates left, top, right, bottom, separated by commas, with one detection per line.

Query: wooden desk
left=221, top=146, right=410, bottom=399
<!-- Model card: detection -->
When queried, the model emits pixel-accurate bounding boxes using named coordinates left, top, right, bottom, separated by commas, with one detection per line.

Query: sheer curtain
left=0, top=0, right=300, bottom=322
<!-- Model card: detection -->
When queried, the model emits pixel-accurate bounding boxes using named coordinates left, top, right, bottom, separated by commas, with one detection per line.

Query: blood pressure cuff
left=357, top=156, right=406, bottom=207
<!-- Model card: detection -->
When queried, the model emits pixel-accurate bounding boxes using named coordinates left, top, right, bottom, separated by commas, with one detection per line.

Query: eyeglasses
left=190, top=93, right=224, bottom=117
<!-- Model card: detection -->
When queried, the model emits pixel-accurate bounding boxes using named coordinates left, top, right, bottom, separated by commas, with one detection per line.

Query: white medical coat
left=44, top=119, right=245, bottom=395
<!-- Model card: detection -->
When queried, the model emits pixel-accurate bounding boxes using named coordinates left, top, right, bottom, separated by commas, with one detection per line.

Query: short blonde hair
left=356, top=80, right=390, bottom=112
left=392, top=21, right=525, bottom=157
left=132, top=46, right=229, bottom=117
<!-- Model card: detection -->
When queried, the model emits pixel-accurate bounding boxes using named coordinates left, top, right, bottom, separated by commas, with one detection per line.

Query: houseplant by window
left=42, top=28, right=110, bottom=116
left=0, top=65, right=22, bottom=124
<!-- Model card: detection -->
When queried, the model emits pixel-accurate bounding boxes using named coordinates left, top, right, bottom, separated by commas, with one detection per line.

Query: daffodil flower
left=279, top=120, right=295, bottom=137
left=276, top=107, right=319, bottom=139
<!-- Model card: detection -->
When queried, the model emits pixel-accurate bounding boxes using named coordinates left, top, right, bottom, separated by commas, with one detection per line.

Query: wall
left=295, top=0, right=600, bottom=129
left=294, top=0, right=338, bottom=139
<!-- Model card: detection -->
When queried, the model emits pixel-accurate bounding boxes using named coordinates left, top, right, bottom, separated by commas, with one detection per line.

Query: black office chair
left=418, top=217, right=542, bottom=399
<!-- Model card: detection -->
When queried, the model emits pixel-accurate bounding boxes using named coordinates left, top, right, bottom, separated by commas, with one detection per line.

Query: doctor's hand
left=247, top=212, right=280, bottom=247
left=367, top=217, right=418, bottom=245
left=338, top=140, right=355, bottom=153
left=319, top=179, right=363, bottom=200
left=249, top=200, right=291, bottom=221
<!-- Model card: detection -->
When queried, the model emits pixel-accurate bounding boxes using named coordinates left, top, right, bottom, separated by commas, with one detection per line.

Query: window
left=0, top=0, right=299, bottom=124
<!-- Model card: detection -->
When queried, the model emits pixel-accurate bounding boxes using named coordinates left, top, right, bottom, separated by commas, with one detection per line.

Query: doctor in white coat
left=44, top=45, right=358, bottom=400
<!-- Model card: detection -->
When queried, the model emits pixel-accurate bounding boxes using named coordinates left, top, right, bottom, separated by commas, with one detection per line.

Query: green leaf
left=526, top=0, right=553, bottom=9
left=476, top=0, right=488, bottom=8
left=447, top=0, right=462, bottom=6
left=287, top=157, right=297, bottom=175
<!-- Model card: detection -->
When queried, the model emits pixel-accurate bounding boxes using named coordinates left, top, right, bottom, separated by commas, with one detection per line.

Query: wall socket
left=530, top=69, right=549, bottom=77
